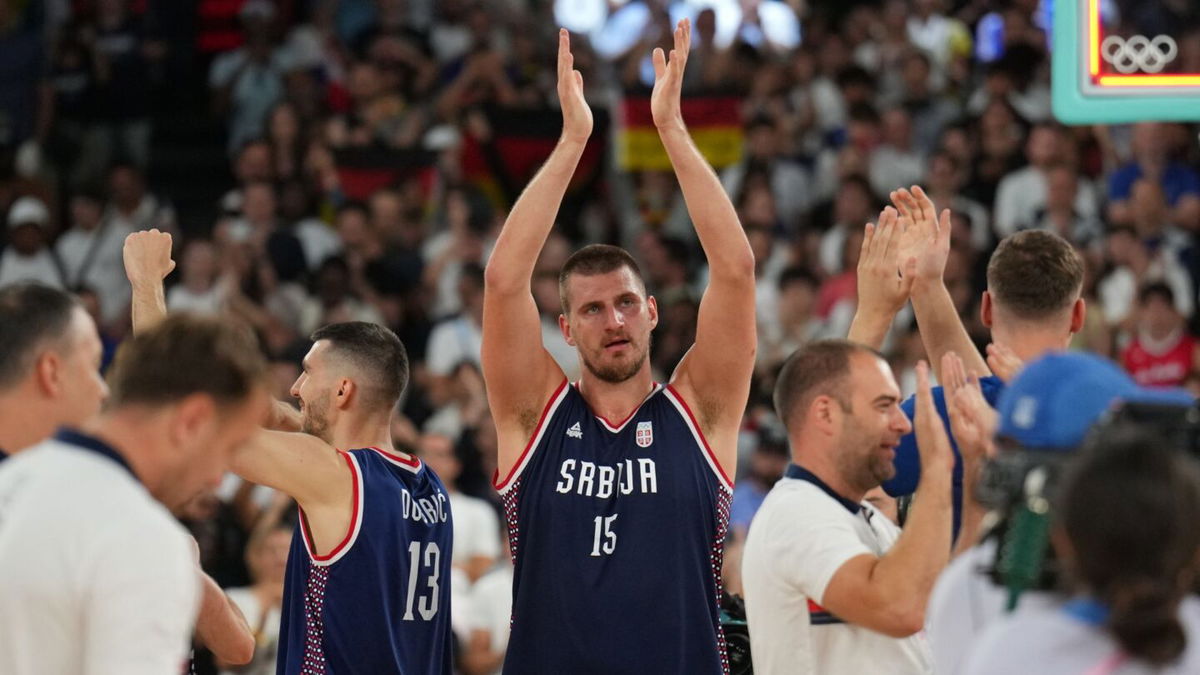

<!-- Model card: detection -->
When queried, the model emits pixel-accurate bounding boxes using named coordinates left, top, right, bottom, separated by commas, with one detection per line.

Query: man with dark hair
left=0, top=313, right=270, bottom=674
left=848, top=188, right=1086, bottom=543
left=0, top=282, right=107, bottom=460
left=483, top=23, right=756, bottom=673
left=1122, top=282, right=1200, bottom=387
left=124, top=230, right=454, bottom=673
left=742, top=340, right=965, bottom=673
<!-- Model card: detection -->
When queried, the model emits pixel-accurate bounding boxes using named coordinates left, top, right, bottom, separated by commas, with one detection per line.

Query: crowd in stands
left=1, top=0, right=1199, bottom=672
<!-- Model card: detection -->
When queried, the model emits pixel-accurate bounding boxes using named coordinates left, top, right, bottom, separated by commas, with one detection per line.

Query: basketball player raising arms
left=124, top=231, right=453, bottom=674
left=482, top=22, right=755, bottom=674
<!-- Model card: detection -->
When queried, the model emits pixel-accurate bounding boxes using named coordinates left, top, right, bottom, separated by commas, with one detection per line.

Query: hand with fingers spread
left=556, top=29, right=592, bottom=144
left=857, top=206, right=918, bottom=318
left=651, top=19, right=691, bottom=131
left=914, top=360, right=956, bottom=475
left=891, top=185, right=951, bottom=288
left=986, top=343, right=1024, bottom=382
left=942, top=351, right=998, bottom=464
left=846, top=206, right=916, bottom=348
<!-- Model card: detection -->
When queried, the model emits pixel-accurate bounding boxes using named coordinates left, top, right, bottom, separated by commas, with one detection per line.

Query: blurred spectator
left=1121, top=283, right=1200, bottom=388
left=0, top=2, right=48, bottom=150
left=218, top=498, right=292, bottom=675
left=758, top=266, right=827, bottom=376
left=426, top=263, right=484, bottom=406
left=0, top=196, right=61, bottom=288
left=104, top=162, right=176, bottom=234
left=729, top=431, right=790, bottom=540
left=55, top=186, right=130, bottom=325
left=869, top=108, right=926, bottom=198
left=1098, top=226, right=1193, bottom=330
left=417, top=432, right=499, bottom=584
left=993, top=123, right=1098, bottom=238
left=1024, top=164, right=1103, bottom=248
left=1107, top=122, right=1200, bottom=231
left=209, top=1, right=289, bottom=152
left=721, top=116, right=812, bottom=229
left=167, top=238, right=225, bottom=315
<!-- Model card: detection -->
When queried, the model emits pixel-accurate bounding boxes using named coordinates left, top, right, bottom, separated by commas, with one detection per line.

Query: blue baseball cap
left=996, top=352, right=1193, bottom=451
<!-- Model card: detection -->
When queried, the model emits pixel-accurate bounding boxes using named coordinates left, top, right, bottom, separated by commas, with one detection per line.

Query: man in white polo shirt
left=0, top=314, right=270, bottom=675
left=743, top=339, right=972, bottom=674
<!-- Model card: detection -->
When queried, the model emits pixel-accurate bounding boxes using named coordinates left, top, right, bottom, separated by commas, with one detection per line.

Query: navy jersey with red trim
left=277, top=448, right=453, bottom=675
left=496, top=381, right=733, bottom=674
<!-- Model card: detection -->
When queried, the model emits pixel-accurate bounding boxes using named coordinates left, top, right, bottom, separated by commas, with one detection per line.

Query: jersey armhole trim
left=664, top=384, right=734, bottom=492
left=493, top=378, right=570, bottom=494
left=299, top=451, right=365, bottom=567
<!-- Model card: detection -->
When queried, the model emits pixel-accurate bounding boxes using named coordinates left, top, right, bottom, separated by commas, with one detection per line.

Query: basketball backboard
left=1053, top=0, right=1200, bottom=124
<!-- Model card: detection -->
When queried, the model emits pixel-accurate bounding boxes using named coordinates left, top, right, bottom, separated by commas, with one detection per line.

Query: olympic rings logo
left=1101, top=34, right=1178, bottom=74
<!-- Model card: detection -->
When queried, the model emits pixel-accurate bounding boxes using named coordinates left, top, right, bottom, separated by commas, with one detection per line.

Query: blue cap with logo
left=996, top=352, right=1193, bottom=450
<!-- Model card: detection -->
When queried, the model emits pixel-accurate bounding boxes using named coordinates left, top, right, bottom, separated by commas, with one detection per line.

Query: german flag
left=333, top=147, right=438, bottom=202
left=460, top=105, right=609, bottom=208
left=617, top=94, right=743, bottom=171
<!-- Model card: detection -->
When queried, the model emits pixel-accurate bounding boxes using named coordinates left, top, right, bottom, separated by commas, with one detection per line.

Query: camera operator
left=964, top=423, right=1200, bottom=674
left=927, top=352, right=1194, bottom=674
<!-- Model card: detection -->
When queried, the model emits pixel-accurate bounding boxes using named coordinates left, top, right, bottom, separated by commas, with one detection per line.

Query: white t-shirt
left=0, top=248, right=63, bottom=289
left=964, top=597, right=1200, bottom=675
left=742, top=473, right=934, bottom=675
left=927, top=538, right=1060, bottom=674
left=449, top=491, right=500, bottom=566
left=219, top=587, right=281, bottom=675
left=0, top=435, right=199, bottom=675
left=426, top=315, right=483, bottom=377
left=470, top=564, right=515, bottom=675
left=56, top=222, right=134, bottom=323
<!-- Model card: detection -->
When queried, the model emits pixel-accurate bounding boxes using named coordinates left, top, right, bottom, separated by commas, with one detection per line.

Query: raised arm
left=847, top=207, right=916, bottom=349
left=654, top=19, right=756, bottom=472
left=482, top=30, right=584, bottom=473
left=123, top=229, right=174, bottom=334
left=195, top=570, right=255, bottom=666
left=819, top=361, right=955, bottom=636
left=893, top=186, right=991, bottom=382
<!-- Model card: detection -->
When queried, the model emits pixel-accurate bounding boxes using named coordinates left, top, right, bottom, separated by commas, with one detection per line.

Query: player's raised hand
left=985, top=342, right=1024, bottom=382
left=651, top=18, right=691, bottom=131
left=891, top=185, right=951, bottom=287
left=856, top=206, right=918, bottom=317
left=943, top=351, right=997, bottom=463
left=123, top=229, right=175, bottom=287
left=914, top=360, right=956, bottom=474
left=556, top=29, right=592, bottom=144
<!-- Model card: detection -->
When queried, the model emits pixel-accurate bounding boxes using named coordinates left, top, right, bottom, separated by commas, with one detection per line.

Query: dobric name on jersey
left=400, top=488, right=450, bottom=525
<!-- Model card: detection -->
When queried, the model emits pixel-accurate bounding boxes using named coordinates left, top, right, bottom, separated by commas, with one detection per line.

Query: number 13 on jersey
left=591, top=514, right=618, bottom=557
left=402, top=541, right=441, bottom=620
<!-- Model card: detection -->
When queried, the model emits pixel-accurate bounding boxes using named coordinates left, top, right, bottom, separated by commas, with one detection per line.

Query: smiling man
left=482, top=21, right=755, bottom=674
left=742, top=340, right=963, bottom=674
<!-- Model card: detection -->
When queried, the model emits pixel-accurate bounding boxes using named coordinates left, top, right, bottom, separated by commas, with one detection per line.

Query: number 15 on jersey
left=591, top=514, right=618, bottom=557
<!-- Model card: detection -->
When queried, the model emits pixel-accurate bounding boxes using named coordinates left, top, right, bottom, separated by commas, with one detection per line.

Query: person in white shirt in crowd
left=104, top=162, right=177, bottom=235
left=1099, top=225, right=1193, bottom=329
left=964, top=419, right=1200, bottom=674
left=0, top=196, right=64, bottom=289
left=462, top=530, right=515, bottom=675
left=993, top=123, right=1099, bottom=239
left=417, top=431, right=499, bottom=584
left=55, top=186, right=134, bottom=326
left=926, top=351, right=1196, bottom=674
left=167, top=238, right=226, bottom=315
left=219, top=497, right=293, bottom=675
left=868, top=108, right=926, bottom=199
left=426, top=262, right=485, bottom=405
left=742, top=337, right=980, bottom=674
left=0, top=312, right=269, bottom=674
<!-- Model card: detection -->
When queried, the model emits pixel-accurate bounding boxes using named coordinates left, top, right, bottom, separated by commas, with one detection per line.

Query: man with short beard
left=741, top=340, right=966, bottom=674
left=125, top=231, right=453, bottom=673
left=481, top=22, right=755, bottom=674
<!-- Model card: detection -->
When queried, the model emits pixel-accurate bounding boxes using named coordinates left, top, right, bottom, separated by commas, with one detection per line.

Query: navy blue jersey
left=278, top=448, right=453, bottom=675
left=496, top=380, right=733, bottom=675
left=882, top=376, right=1006, bottom=541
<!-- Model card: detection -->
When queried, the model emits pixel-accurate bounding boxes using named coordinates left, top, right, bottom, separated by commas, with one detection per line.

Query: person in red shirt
left=1122, top=282, right=1200, bottom=387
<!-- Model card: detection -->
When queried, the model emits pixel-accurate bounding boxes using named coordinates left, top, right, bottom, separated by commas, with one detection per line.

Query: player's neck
left=329, top=413, right=395, bottom=454
left=992, top=323, right=1071, bottom=364
left=790, top=437, right=867, bottom=504
left=575, top=368, right=657, bottom=425
left=79, top=414, right=165, bottom=495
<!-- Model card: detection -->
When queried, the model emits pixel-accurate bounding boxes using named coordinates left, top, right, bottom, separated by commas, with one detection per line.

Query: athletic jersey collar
left=55, top=428, right=139, bottom=484
left=785, top=464, right=862, bottom=514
